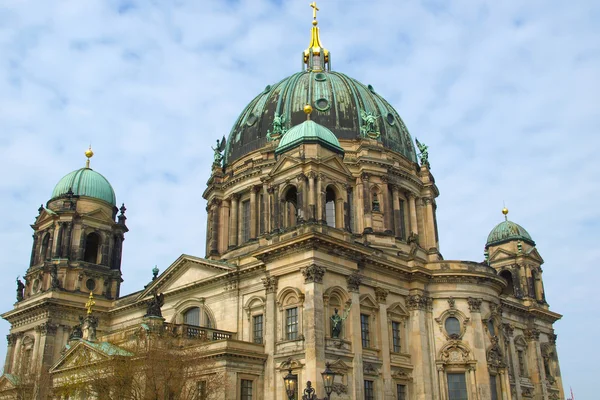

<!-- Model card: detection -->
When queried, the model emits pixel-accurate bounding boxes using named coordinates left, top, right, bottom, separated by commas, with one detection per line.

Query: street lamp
left=291, top=363, right=337, bottom=400
left=284, top=368, right=298, bottom=400
left=321, top=363, right=336, bottom=399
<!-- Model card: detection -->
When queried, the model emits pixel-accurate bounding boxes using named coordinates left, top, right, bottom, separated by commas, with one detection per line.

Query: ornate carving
left=302, top=264, right=325, bottom=283
left=487, top=336, right=506, bottom=371
left=16, top=277, right=24, bottom=301
left=361, top=172, right=370, bottom=182
left=331, top=383, right=348, bottom=395
left=307, top=171, right=317, bottom=180
left=503, top=323, right=514, bottom=338
left=447, top=297, right=455, bottom=309
left=375, top=287, right=389, bottom=303
left=524, top=328, right=540, bottom=341
left=346, top=272, right=362, bottom=292
left=549, top=333, right=557, bottom=345
left=296, top=173, right=307, bottom=182
left=415, top=138, right=429, bottom=167
left=261, top=275, right=278, bottom=294
left=392, top=369, right=413, bottom=381
left=440, top=340, right=472, bottom=364
left=467, top=297, right=482, bottom=312
left=36, top=322, right=57, bottom=336
left=360, top=110, right=380, bottom=139
left=363, top=362, right=379, bottom=376
left=406, top=294, right=431, bottom=311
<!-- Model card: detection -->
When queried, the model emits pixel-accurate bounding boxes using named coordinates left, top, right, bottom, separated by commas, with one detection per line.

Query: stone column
left=308, top=172, right=316, bottom=222
left=250, top=188, right=258, bottom=240
left=302, top=265, right=326, bottom=388
left=296, top=174, right=306, bottom=223
left=438, top=366, right=448, bottom=400
left=467, top=298, right=488, bottom=398
left=525, top=328, right=548, bottom=399
left=54, top=224, right=64, bottom=258
left=209, top=200, right=220, bottom=255
left=262, top=182, right=269, bottom=235
left=375, top=288, right=394, bottom=399
left=4, top=334, right=16, bottom=373
left=229, top=194, right=239, bottom=248
left=361, top=173, right=372, bottom=233
left=391, top=186, right=401, bottom=238
left=220, top=199, right=230, bottom=253
left=273, top=185, right=281, bottom=232
left=317, top=174, right=326, bottom=224
left=261, top=276, right=278, bottom=400
left=36, top=322, right=58, bottom=369
left=407, top=293, right=434, bottom=400
left=347, top=272, right=363, bottom=400
left=344, top=185, right=352, bottom=232
left=468, top=366, right=479, bottom=400
left=504, top=323, right=522, bottom=399
left=423, top=197, right=437, bottom=249
left=381, top=177, right=393, bottom=234
left=499, top=369, right=510, bottom=400
left=30, top=233, right=39, bottom=267
left=408, top=194, right=418, bottom=237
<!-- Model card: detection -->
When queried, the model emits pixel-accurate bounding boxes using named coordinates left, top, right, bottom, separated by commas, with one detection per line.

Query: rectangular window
left=490, top=374, right=498, bottom=400
left=447, top=373, right=468, bottom=400
left=286, top=307, right=298, bottom=340
left=360, top=314, right=370, bottom=348
left=364, top=380, right=375, bottom=400
left=242, top=200, right=251, bottom=242
left=518, top=350, right=526, bottom=376
left=253, top=314, right=263, bottom=344
left=396, top=384, right=406, bottom=400
left=197, top=381, right=207, bottom=400
left=241, top=379, right=253, bottom=400
left=392, top=321, right=401, bottom=353
left=399, top=199, right=407, bottom=240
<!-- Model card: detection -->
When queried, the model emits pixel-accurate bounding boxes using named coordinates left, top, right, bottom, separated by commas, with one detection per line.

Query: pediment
left=50, top=341, right=110, bottom=373
left=525, top=247, right=544, bottom=264
left=318, top=155, right=353, bottom=176
left=0, top=374, right=17, bottom=390
left=32, top=209, right=59, bottom=228
left=139, top=254, right=236, bottom=299
left=269, top=155, right=302, bottom=176
left=359, top=294, right=378, bottom=309
left=81, top=208, right=115, bottom=224
left=387, top=302, right=409, bottom=317
left=489, top=248, right=517, bottom=263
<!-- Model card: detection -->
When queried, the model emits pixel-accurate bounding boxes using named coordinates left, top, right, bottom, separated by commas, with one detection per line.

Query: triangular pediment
left=0, top=374, right=17, bottom=391
left=359, top=294, right=378, bottom=309
left=50, top=341, right=112, bottom=373
left=319, top=155, right=353, bottom=176
left=269, top=155, right=302, bottom=176
left=488, top=248, right=517, bottom=263
left=81, top=208, right=115, bottom=224
left=139, top=255, right=236, bottom=299
left=525, top=247, right=544, bottom=264
left=32, top=209, right=59, bottom=228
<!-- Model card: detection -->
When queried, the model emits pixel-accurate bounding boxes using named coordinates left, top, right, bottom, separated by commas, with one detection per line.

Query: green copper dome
left=224, top=70, right=417, bottom=165
left=276, top=119, right=343, bottom=155
left=51, top=168, right=116, bottom=206
left=486, top=219, right=535, bottom=247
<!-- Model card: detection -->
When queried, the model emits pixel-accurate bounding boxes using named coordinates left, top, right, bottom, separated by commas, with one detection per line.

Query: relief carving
left=302, top=264, right=325, bottom=284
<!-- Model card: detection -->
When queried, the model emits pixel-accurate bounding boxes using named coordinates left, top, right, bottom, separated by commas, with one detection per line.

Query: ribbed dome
left=224, top=70, right=417, bottom=165
left=486, top=220, right=535, bottom=247
left=276, top=120, right=343, bottom=155
left=51, top=168, right=116, bottom=206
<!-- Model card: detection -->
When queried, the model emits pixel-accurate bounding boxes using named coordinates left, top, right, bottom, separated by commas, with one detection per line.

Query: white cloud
left=0, top=0, right=598, bottom=395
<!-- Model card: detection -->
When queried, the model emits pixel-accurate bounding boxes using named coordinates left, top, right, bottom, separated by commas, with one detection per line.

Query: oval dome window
left=316, top=98, right=330, bottom=111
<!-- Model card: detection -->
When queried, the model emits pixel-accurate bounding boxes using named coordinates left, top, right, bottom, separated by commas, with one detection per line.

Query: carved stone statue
left=145, top=291, right=165, bottom=318
left=211, top=136, right=226, bottom=166
left=415, top=138, right=429, bottom=167
left=16, top=277, right=24, bottom=301
left=302, top=381, right=316, bottom=400
left=267, top=113, right=287, bottom=141
left=372, top=193, right=380, bottom=212
left=69, top=316, right=84, bottom=340
left=331, top=307, right=350, bottom=338
left=360, top=110, right=380, bottom=138
left=50, top=264, right=60, bottom=289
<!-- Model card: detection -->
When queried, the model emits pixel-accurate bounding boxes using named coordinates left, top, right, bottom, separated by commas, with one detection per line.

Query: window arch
left=20, top=336, right=35, bottom=376
left=283, top=186, right=298, bottom=228
left=324, top=286, right=350, bottom=339
left=325, top=186, right=336, bottom=227
left=277, top=287, right=304, bottom=341
left=183, top=306, right=214, bottom=328
left=499, top=270, right=515, bottom=296
left=436, top=341, right=477, bottom=400
left=84, top=232, right=101, bottom=264
left=514, top=336, right=529, bottom=378
left=40, top=233, right=51, bottom=262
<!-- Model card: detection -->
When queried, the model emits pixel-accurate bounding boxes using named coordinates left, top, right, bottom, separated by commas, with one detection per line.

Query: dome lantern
left=303, top=2, right=330, bottom=72
left=485, top=208, right=535, bottom=248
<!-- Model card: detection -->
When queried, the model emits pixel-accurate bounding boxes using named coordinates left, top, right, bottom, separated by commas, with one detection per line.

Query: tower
left=1, top=148, right=127, bottom=395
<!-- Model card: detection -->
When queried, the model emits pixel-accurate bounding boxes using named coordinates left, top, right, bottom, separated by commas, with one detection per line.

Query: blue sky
left=0, top=0, right=598, bottom=396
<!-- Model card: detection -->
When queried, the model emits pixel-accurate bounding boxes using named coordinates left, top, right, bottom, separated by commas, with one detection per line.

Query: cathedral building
left=0, top=5, right=564, bottom=400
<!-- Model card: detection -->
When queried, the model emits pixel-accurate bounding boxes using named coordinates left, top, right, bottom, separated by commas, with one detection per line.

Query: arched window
left=284, top=187, right=298, bottom=228
left=325, top=187, right=336, bottom=228
left=183, top=307, right=213, bottom=328
left=20, top=336, right=34, bottom=376
left=499, top=270, right=514, bottom=296
left=84, top=232, right=101, bottom=264
left=40, top=233, right=51, bottom=262
left=531, top=270, right=541, bottom=301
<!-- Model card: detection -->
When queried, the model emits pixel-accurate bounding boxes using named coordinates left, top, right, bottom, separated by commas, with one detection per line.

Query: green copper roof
left=486, top=219, right=535, bottom=247
left=276, top=119, right=343, bottom=155
left=224, top=70, right=417, bottom=165
left=51, top=168, right=116, bottom=206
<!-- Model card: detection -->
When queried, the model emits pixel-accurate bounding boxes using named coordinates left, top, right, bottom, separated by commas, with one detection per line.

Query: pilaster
left=347, top=272, right=363, bottom=400
left=302, top=264, right=326, bottom=387
left=262, top=275, right=278, bottom=400
left=406, top=292, right=434, bottom=400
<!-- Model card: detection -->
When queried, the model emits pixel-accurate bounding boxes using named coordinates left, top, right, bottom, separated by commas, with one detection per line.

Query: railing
left=165, top=323, right=236, bottom=341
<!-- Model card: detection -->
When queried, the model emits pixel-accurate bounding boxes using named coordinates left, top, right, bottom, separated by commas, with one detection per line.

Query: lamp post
left=286, top=363, right=337, bottom=400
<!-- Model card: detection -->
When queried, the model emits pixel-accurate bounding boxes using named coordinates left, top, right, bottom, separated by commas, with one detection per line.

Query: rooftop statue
left=360, top=110, right=380, bottom=139
left=267, top=113, right=287, bottom=141
left=415, top=138, right=430, bottom=167
left=16, top=277, right=24, bottom=302
left=211, top=136, right=227, bottom=166
left=146, top=290, right=165, bottom=318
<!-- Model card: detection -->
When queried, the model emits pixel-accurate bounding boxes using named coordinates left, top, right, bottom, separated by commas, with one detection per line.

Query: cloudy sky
left=1, top=0, right=598, bottom=396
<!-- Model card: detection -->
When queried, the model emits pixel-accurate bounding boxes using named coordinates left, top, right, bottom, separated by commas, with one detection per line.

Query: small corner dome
left=275, top=119, right=344, bottom=155
left=51, top=168, right=116, bottom=206
left=486, top=219, right=535, bottom=248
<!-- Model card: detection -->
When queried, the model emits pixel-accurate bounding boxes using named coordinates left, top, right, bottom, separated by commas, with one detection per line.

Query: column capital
left=252, top=185, right=262, bottom=193
left=36, top=322, right=58, bottom=336
left=231, top=193, right=240, bottom=201
left=361, top=172, right=370, bottom=182
left=375, top=287, right=389, bottom=303
left=261, top=275, right=278, bottom=294
left=302, top=264, right=325, bottom=283
left=307, top=171, right=317, bottom=179
left=406, top=293, right=432, bottom=311
left=346, top=272, right=362, bottom=292
left=380, top=175, right=389, bottom=183
left=296, top=173, right=307, bottom=182
left=524, top=328, right=540, bottom=341
left=502, top=323, right=514, bottom=338
left=467, top=297, right=482, bottom=313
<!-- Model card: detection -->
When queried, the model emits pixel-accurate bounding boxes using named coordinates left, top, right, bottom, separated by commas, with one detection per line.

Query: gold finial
left=310, top=1, right=319, bottom=24
left=85, top=291, right=96, bottom=315
left=304, top=1, right=329, bottom=70
left=502, top=206, right=509, bottom=221
left=304, top=104, right=313, bottom=120
left=85, top=145, right=94, bottom=168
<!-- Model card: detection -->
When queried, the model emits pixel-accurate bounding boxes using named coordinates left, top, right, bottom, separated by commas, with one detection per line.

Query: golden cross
left=85, top=292, right=95, bottom=315
left=310, top=1, right=319, bottom=20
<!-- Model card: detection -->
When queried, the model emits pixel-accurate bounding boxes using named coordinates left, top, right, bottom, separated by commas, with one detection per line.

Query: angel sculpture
left=360, top=110, right=380, bottom=138
left=267, top=113, right=286, bottom=141
left=331, top=306, right=351, bottom=338
left=211, top=136, right=227, bottom=166
left=415, top=138, right=429, bottom=167
left=146, top=291, right=165, bottom=318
